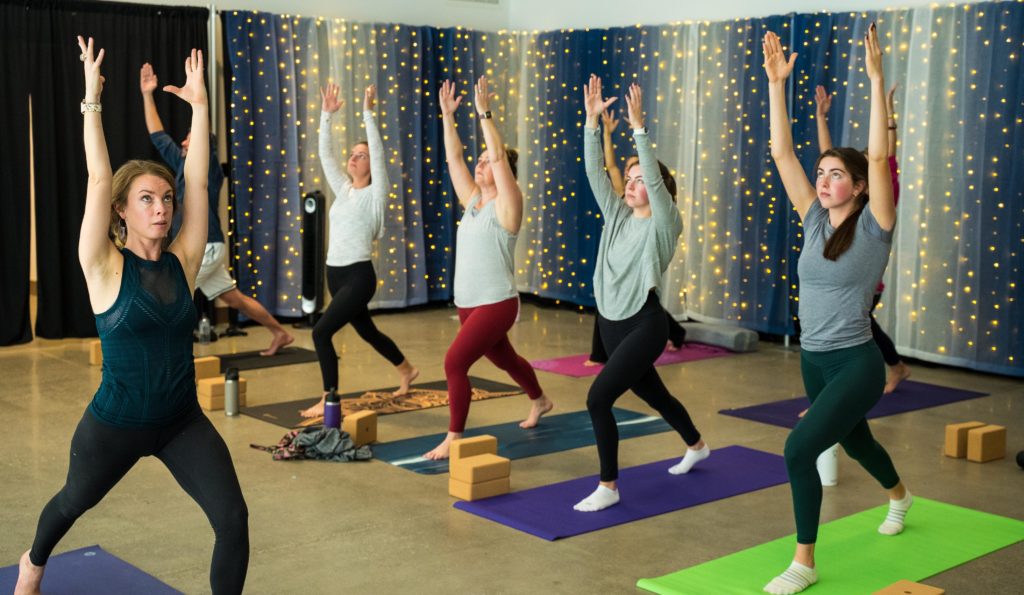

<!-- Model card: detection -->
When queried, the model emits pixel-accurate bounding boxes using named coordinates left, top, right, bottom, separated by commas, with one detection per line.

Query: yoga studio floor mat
left=637, top=498, right=1024, bottom=595
left=374, top=408, right=672, bottom=474
left=719, top=380, right=989, bottom=429
left=214, top=346, right=319, bottom=372
left=0, top=545, right=181, bottom=594
left=454, top=445, right=787, bottom=540
left=240, top=377, right=522, bottom=429
left=531, top=343, right=732, bottom=378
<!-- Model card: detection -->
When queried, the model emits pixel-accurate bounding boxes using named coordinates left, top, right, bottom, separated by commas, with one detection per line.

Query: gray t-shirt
left=585, top=127, right=682, bottom=321
left=798, top=201, right=894, bottom=352
left=453, top=195, right=518, bottom=308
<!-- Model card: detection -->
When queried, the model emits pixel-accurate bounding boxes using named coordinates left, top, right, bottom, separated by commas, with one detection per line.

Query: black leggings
left=313, top=261, right=406, bottom=392
left=30, top=409, right=248, bottom=595
left=870, top=292, right=902, bottom=366
left=587, top=294, right=702, bottom=481
left=589, top=309, right=686, bottom=363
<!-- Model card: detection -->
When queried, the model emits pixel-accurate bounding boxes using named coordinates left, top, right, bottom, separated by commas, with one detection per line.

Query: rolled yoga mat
left=454, top=445, right=787, bottom=540
left=0, top=545, right=181, bottom=594
left=719, top=380, right=989, bottom=429
left=530, top=343, right=733, bottom=378
left=373, top=408, right=673, bottom=474
left=213, top=346, right=319, bottom=372
left=637, top=497, right=1024, bottom=595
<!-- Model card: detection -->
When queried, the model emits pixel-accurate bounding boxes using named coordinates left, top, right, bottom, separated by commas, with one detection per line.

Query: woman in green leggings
left=760, top=24, right=912, bottom=595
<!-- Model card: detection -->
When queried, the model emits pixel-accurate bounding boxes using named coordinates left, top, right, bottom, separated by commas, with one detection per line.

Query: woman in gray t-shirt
left=760, top=24, right=912, bottom=595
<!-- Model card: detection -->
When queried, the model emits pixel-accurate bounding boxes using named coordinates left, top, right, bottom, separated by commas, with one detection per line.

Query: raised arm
left=76, top=36, right=119, bottom=302
left=582, top=75, right=623, bottom=216
left=317, top=83, right=351, bottom=200
left=864, top=23, right=895, bottom=231
left=625, top=84, right=677, bottom=233
left=763, top=31, right=816, bottom=221
left=164, top=49, right=209, bottom=287
left=363, top=85, right=390, bottom=206
left=886, top=82, right=898, bottom=158
left=601, top=109, right=624, bottom=195
left=439, top=80, right=477, bottom=208
left=474, top=76, right=521, bottom=234
left=814, top=85, right=833, bottom=153
left=140, top=63, right=165, bottom=134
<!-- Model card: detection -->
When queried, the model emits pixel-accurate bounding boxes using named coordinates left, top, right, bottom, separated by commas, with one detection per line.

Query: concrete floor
left=1, top=302, right=1021, bottom=594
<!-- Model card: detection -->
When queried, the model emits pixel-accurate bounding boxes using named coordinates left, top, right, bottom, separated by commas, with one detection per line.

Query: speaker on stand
left=295, top=190, right=326, bottom=328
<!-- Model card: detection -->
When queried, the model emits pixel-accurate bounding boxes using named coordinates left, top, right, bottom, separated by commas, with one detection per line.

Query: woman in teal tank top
left=16, top=40, right=248, bottom=595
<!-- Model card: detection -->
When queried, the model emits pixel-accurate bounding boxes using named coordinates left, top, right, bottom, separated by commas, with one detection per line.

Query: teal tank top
left=88, top=249, right=200, bottom=428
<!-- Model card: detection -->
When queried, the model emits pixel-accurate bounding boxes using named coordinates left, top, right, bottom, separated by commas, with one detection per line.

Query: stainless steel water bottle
left=224, top=367, right=239, bottom=417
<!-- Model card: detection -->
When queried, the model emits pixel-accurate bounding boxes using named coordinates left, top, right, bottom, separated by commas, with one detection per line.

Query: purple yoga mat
left=0, top=545, right=181, bottom=594
left=530, top=342, right=733, bottom=378
left=453, top=445, right=787, bottom=540
left=719, top=380, right=989, bottom=429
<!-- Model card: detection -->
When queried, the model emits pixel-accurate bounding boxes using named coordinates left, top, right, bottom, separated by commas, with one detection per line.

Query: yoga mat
left=531, top=342, right=733, bottom=378
left=0, top=545, right=181, bottom=594
left=214, top=346, right=319, bottom=372
left=240, top=376, right=522, bottom=429
left=719, top=380, right=989, bottom=429
left=374, top=408, right=673, bottom=474
left=637, top=498, right=1024, bottom=595
left=454, top=445, right=787, bottom=540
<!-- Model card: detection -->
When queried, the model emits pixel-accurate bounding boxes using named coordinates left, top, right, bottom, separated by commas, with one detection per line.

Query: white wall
left=128, top=0, right=510, bottom=30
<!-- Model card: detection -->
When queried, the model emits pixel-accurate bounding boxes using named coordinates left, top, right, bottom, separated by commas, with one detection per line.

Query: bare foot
left=299, top=394, right=326, bottom=418
left=520, top=394, right=554, bottom=428
left=582, top=359, right=602, bottom=367
left=798, top=408, right=808, bottom=418
left=14, top=550, right=44, bottom=595
left=423, top=432, right=461, bottom=460
left=260, top=330, right=295, bottom=356
left=393, top=362, right=420, bottom=397
left=665, top=340, right=679, bottom=352
left=884, top=363, right=911, bottom=394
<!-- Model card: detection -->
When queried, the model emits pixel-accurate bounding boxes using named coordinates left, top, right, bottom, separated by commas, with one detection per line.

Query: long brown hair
left=816, top=148, right=868, bottom=261
left=109, top=160, right=176, bottom=247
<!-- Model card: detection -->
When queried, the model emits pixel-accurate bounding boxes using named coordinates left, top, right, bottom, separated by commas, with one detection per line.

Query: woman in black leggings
left=573, top=77, right=708, bottom=513
left=16, top=40, right=247, bottom=595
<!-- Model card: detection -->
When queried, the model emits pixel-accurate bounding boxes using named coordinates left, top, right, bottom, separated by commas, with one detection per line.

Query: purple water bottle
left=323, top=388, right=341, bottom=429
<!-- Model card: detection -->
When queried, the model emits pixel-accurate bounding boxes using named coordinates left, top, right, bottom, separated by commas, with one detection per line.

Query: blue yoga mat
left=719, top=380, right=989, bottom=429
left=454, top=445, right=788, bottom=540
left=373, top=408, right=672, bottom=474
left=0, top=545, right=181, bottom=594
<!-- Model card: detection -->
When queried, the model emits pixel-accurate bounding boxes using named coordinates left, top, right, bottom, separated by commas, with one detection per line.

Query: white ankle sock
left=572, top=485, right=620, bottom=512
left=669, top=444, right=711, bottom=475
left=763, top=561, right=817, bottom=595
left=879, top=491, right=913, bottom=535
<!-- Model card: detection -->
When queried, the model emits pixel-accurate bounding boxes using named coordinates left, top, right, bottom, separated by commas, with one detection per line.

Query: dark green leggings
left=787, top=341, right=901, bottom=544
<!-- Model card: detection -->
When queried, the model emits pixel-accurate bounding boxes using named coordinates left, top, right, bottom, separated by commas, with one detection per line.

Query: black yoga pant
left=587, top=294, right=701, bottom=481
left=30, top=409, right=249, bottom=595
left=313, top=261, right=406, bottom=392
left=870, top=292, right=902, bottom=366
left=588, top=309, right=686, bottom=363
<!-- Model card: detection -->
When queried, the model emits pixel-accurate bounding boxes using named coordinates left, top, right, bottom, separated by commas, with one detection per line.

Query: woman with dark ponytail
left=760, top=24, right=911, bottom=595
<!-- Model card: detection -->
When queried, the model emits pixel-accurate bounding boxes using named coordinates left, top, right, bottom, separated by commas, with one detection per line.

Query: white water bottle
left=817, top=444, right=839, bottom=486
left=198, top=315, right=211, bottom=345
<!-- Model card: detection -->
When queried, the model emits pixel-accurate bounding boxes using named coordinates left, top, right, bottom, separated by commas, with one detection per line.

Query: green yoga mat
left=637, top=498, right=1024, bottom=595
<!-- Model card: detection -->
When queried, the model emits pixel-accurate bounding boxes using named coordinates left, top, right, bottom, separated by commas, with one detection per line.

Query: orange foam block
left=342, top=410, right=377, bottom=446
left=450, top=453, right=510, bottom=484
left=448, top=476, right=510, bottom=501
left=450, top=435, right=497, bottom=462
left=966, top=424, right=1006, bottom=463
left=194, top=356, right=221, bottom=381
left=944, top=421, right=986, bottom=458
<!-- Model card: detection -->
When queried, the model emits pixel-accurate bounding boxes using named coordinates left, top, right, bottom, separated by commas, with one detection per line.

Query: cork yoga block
left=194, top=356, right=221, bottom=381
left=450, top=454, right=511, bottom=484
left=342, top=410, right=378, bottom=446
left=872, top=579, right=945, bottom=594
left=197, top=377, right=247, bottom=398
left=88, top=340, right=103, bottom=366
left=197, top=388, right=247, bottom=412
left=448, top=476, right=510, bottom=501
left=450, top=435, right=497, bottom=462
left=966, top=424, right=1006, bottom=463
left=944, top=421, right=986, bottom=458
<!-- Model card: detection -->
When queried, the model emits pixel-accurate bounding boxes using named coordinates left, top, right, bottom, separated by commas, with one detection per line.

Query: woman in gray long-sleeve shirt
left=572, top=77, right=708, bottom=514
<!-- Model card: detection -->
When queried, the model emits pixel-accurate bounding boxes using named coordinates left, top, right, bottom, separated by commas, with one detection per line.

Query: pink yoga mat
left=531, top=343, right=733, bottom=378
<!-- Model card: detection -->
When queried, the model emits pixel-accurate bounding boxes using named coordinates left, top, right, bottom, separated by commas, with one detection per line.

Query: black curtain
left=19, top=0, right=208, bottom=339
left=0, top=2, right=33, bottom=345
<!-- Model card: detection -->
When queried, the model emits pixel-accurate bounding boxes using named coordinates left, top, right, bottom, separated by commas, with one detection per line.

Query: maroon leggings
left=445, top=297, right=544, bottom=432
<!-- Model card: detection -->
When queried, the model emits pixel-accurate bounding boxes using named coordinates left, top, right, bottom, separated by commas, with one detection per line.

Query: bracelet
left=81, top=102, right=102, bottom=113
left=480, top=110, right=492, bottom=120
